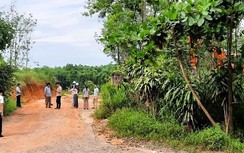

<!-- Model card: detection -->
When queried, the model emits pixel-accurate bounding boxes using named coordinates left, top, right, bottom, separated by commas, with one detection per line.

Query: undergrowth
left=107, top=108, right=244, bottom=153
left=4, top=98, right=16, bottom=116
left=108, top=108, right=184, bottom=139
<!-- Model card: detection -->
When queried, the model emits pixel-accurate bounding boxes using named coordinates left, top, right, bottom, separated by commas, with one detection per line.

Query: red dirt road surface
left=0, top=95, right=176, bottom=153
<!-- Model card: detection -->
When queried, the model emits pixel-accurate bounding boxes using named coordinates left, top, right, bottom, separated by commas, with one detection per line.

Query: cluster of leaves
left=0, top=19, right=14, bottom=51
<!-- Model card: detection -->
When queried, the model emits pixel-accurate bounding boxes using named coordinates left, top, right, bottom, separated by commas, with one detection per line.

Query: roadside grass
left=105, top=108, right=244, bottom=153
left=4, top=98, right=16, bottom=116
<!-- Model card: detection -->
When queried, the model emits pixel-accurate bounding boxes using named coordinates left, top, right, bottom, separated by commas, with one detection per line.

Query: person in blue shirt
left=44, top=82, right=52, bottom=108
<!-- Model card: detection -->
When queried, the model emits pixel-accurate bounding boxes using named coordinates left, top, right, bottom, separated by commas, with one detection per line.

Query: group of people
left=44, top=81, right=99, bottom=110
left=69, top=81, right=99, bottom=110
left=44, top=82, right=62, bottom=109
left=0, top=83, right=22, bottom=138
left=0, top=82, right=99, bottom=138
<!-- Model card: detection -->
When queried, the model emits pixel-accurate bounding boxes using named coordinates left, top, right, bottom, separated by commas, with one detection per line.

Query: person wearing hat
left=70, top=81, right=76, bottom=107
left=0, top=90, right=4, bottom=137
left=70, top=85, right=78, bottom=108
left=16, top=83, right=22, bottom=107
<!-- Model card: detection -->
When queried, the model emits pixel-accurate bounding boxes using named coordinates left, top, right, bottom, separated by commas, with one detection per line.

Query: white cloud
left=0, top=0, right=112, bottom=67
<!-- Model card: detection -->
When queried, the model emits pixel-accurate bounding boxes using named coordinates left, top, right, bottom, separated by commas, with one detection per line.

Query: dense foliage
left=85, top=0, right=244, bottom=152
left=0, top=58, right=16, bottom=116
left=0, top=17, right=16, bottom=115
left=0, top=19, right=14, bottom=51
left=31, top=64, right=116, bottom=90
left=85, top=0, right=244, bottom=129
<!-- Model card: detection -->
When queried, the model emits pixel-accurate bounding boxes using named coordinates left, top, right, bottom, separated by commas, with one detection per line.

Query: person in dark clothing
left=0, top=90, right=4, bottom=137
left=16, top=83, right=22, bottom=107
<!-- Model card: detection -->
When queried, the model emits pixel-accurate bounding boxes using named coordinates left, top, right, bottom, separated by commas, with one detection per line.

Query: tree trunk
left=141, top=0, right=146, bottom=22
left=174, top=37, right=216, bottom=126
left=226, top=13, right=234, bottom=133
left=117, top=45, right=120, bottom=65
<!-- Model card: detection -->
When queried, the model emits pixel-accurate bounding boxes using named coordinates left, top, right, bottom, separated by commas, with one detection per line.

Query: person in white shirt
left=70, top=85, right=78, bottom=108
left=0, top=90, right=4, bottom=137
left=16, top=83, right=22, bottom=107
left=93, top=85, right=99, bottom=109
left=83, top=85, right=90, bottom=110
left=55, top=82, right=62, bottom=109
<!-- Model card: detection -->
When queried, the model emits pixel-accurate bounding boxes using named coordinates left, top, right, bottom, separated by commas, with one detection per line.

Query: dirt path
left=0, top=95, right=176, bottom=153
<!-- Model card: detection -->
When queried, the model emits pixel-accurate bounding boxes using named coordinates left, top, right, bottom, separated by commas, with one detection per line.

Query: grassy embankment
left=94, top=83, right=244, bottom=153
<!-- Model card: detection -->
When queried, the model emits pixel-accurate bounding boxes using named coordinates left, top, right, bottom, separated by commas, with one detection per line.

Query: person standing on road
left=70, top=81, right=77, bottom=107
left=0, top=90, right=4, bottom=137
left=83, top=85, right=90, bottom=110
left=44, top=82, right=52, bottom=108
left=16, top=83, right=22, bottom=107
left=55, top=82, right=62, bottom=109
left=70, top=85, right=78, bottom=108
left=93, top=85, right=99, bottom=109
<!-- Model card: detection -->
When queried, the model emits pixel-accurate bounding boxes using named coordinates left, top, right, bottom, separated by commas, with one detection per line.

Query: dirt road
left=0, top=95, right=176, bottom=153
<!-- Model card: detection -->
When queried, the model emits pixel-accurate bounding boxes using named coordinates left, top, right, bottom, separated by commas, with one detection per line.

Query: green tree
left=0, top=19, right=14, bottom=52
left=1, top=4, right=37, bottom=68
left=85, top=0, right=244, bottom=133
left=0, top=18, right=15, bottom=115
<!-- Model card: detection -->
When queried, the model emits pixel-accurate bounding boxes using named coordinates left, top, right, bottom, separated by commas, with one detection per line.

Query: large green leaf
left=188, top=16, right=195, bottom=26
left=197, top=17, right=205, bottom=26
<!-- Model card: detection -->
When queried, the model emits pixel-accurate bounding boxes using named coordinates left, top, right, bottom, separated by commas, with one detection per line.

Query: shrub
left=161, top=121, right=185, bottom=139
left=228, top=139, right=244, bottom=153
left=3, top=98, right=16, bottom=116
left=94, top=106, right=110, bottom=119
left=99, top=83, right=129, bottom=118
left=108, top=108, right=184, bottom=139
left=185, top=125, right=230, bottom=150
left=0, top=60, right=16, bottom=116
left=0, top=60, right=15, bottom=97
left=108, top=108, right=162, bottom=138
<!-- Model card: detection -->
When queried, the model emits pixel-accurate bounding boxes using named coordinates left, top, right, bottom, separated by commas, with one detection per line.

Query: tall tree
left=85, top=0, right=244, bottom=132
left=1, top=4, right=37, bottom=68
left=0, top=19, right=14, bottom=53
left=0, top=18, right=15, bottom=107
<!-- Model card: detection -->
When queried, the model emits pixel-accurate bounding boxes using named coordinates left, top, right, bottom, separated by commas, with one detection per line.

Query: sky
left=1, top=0, right=113, bottom=68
